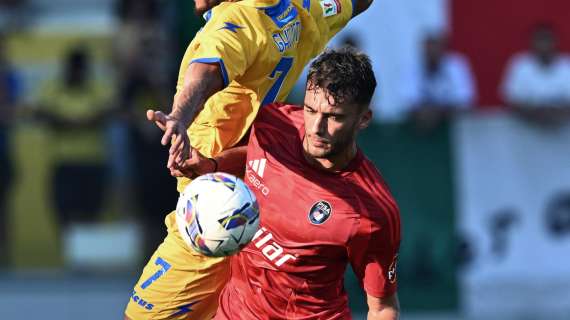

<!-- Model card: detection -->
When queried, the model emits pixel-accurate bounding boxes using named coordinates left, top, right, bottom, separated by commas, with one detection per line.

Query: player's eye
left=304, top=106, right=316, bottom=113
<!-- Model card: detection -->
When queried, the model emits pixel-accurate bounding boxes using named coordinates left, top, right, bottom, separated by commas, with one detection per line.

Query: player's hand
left=169, top=148, right=216, bottom=178
left=146, top=109, right=191, bottom=168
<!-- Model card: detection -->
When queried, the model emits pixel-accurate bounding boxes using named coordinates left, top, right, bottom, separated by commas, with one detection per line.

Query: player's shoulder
left=250, top=103, right=303, bottom=157
left=204, top=1, right=263, bottom=28
left=354, top=155, right=400, bottom=218
left=358, top=154, right=387, bottom=185
left=214, top=0, right=297, bottom=18
left=209, top=1, right=257, bottom=16
left=256, top=102, right=304, bottom=129
left=268, top=102, right=304, bottom=117
left=305, top=0, right=354, bottom=22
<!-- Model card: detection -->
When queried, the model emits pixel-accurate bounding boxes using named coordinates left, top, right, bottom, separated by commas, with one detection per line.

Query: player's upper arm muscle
left=347, top=211, right=400, bottom=298
left=183, top=62, right=224, bottom=96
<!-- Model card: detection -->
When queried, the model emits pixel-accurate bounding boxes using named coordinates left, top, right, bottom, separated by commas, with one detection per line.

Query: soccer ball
left=175, top=172, right=260, bottom=257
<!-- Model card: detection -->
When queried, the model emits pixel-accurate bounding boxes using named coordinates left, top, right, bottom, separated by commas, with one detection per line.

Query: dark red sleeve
left=347, top=213, right=400, bottom=298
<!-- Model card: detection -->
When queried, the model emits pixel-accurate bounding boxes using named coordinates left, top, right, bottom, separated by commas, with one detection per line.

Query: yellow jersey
left=176, top=0, right=354, bottom=191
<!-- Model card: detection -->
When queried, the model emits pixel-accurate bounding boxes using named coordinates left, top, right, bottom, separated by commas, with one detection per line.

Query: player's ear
left=358, top=108, right=372, bottom=130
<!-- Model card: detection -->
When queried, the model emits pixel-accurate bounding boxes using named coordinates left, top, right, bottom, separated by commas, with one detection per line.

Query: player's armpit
left=366, top=293, right=400, bottom=320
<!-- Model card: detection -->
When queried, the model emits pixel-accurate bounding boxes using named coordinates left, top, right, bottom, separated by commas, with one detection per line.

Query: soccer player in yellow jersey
left=124, top=0, right=373, bottom=319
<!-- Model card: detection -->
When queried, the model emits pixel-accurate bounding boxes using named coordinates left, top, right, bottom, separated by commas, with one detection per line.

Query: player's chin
left=307, top=146, right=331, bottom=159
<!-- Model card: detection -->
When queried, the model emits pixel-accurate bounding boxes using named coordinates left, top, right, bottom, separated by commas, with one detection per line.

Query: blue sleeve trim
left=190, top=58, right=230, bottom=87
left=302, top=0, right=311, bottom=11
left=203, top=9, right=212, bottom=22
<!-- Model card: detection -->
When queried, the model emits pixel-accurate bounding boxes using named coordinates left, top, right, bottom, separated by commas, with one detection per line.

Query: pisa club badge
left=308, top=200, right=332, bottom=225
left=388, top=254, right=399, bottom=284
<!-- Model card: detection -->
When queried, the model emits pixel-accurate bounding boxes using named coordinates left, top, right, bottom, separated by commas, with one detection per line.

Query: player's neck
left=302, top=140, right=357, bottom=173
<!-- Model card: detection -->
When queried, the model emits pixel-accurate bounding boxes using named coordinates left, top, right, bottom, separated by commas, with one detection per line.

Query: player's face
left=302, top=86, right=372, bottom=160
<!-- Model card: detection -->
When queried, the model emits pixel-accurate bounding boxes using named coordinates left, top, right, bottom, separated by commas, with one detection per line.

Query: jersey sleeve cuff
left=190, top=58, right=230, bottom=87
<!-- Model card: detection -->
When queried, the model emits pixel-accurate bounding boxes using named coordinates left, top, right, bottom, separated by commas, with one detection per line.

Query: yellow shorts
left=126, top=122, right=246, bottom=319
left=125, top=212, right=230, bottom=320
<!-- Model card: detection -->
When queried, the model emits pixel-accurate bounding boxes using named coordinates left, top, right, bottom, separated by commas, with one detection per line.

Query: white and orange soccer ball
left=175, top=172, right=260, bottom=257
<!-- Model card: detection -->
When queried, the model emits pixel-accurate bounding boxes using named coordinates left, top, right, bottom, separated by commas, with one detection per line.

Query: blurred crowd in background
left=0, top=0, right=185, bottom=267
left=0, top=0, right=569, bottom=319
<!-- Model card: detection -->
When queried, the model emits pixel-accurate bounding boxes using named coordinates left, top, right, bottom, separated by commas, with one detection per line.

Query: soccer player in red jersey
left=213, top=48, right=402, bottom=319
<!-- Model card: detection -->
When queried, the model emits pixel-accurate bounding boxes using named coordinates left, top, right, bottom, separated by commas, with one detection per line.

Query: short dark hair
left=306, top=48, right=376, bottom=107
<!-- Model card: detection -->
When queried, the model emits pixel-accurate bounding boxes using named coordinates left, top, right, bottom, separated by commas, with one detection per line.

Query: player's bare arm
left=367, top=293, right=400, bottom=320
left=169, top=146, right=247, bottom=178
left=353, top=0, right=373, bottom=17
left=147, top=62, right=223, bottom=168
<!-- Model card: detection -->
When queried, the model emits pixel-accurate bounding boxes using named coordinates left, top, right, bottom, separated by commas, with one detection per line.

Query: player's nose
left=310, top=114, right=326, bottom=135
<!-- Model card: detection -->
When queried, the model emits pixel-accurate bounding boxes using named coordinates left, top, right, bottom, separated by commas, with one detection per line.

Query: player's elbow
left=353, top=0, right=373, bottom=17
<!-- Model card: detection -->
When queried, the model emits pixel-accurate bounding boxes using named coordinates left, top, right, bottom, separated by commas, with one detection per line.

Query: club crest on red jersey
left=388, top=254, right=398, bottom=283
left=308, top=200, right=332, bottom=225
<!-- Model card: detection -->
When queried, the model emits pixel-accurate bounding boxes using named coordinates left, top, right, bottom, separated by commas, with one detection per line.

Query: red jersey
left=215, top=103, right=401, bottom=319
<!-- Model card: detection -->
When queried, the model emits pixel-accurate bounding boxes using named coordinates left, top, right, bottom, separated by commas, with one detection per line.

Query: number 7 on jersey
left=140, top=257, right=171, bottom=290
left=262, top=57, right=294, bottom=106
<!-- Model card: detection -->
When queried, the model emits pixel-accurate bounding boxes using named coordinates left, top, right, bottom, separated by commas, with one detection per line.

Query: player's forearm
left=367, top=308, right=399, bottom=320
left=367, top=293, right=400, bottom=320
left=212, top=146, right=248, bottom=177
left=170, top=62, right=224, bottom=128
